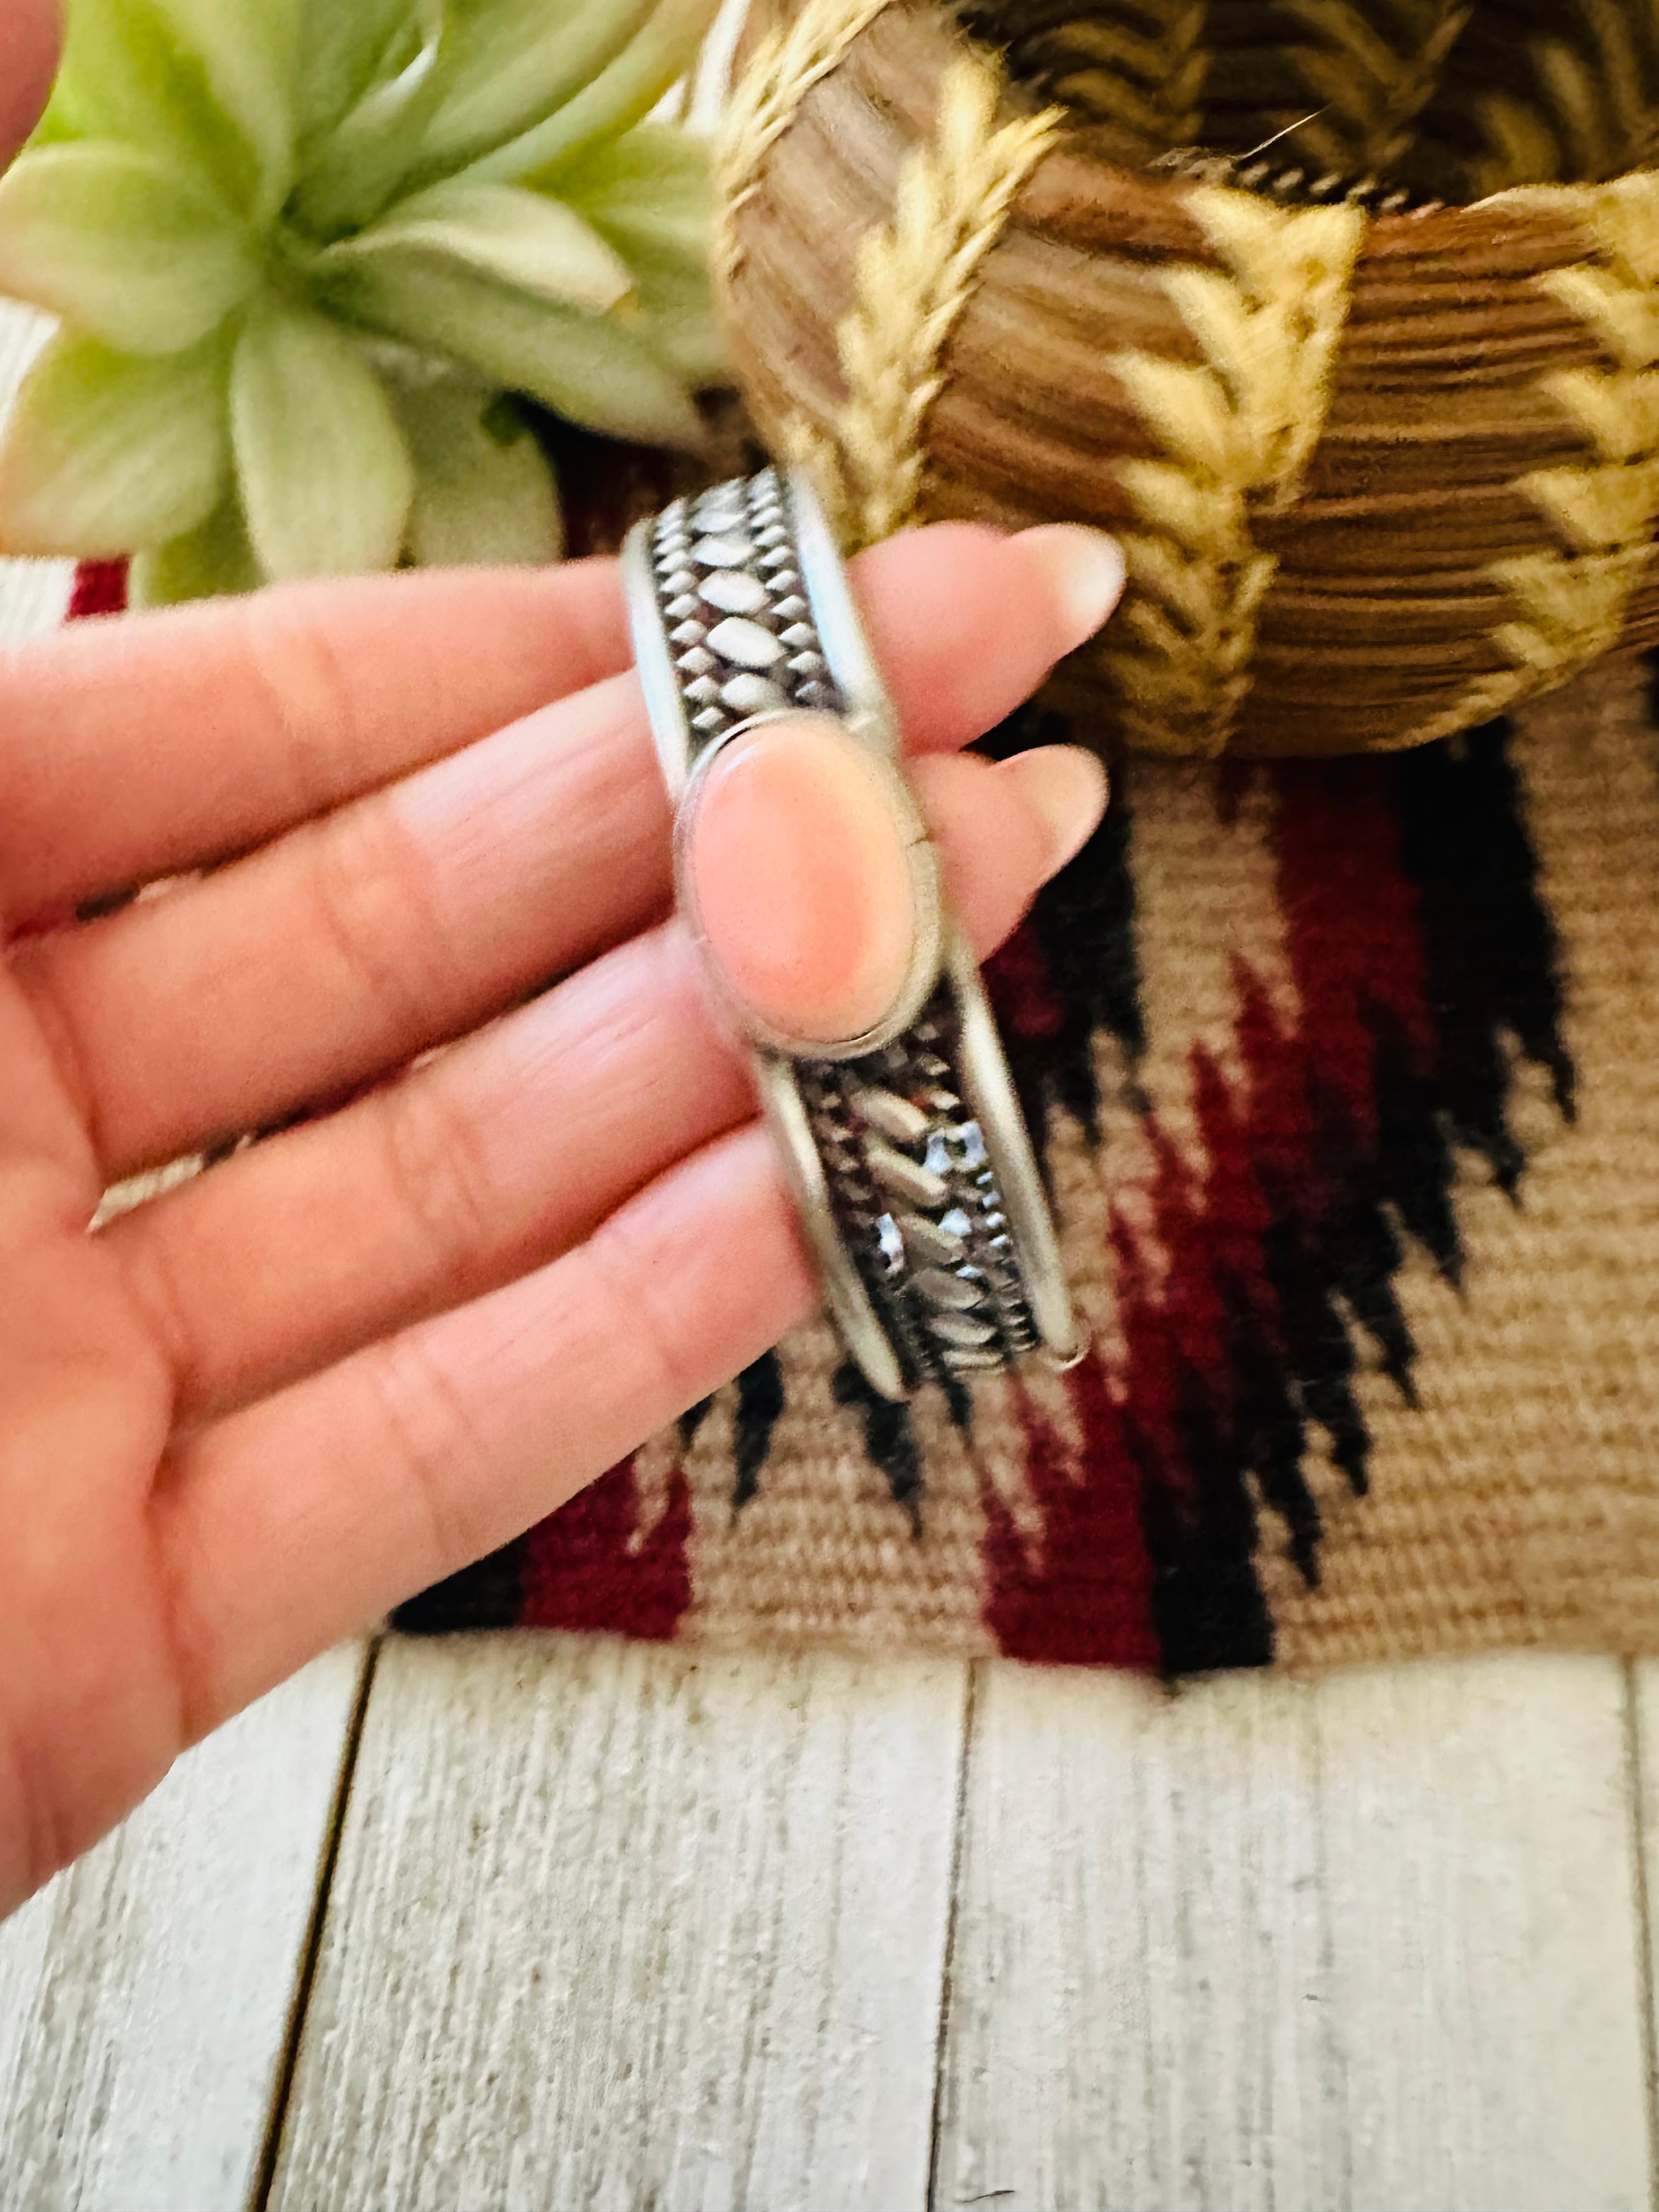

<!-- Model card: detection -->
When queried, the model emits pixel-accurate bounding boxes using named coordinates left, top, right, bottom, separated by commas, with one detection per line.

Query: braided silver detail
left=797, top=1002, right=1041, bottom=1387
left=648, top=471, right=839, bottom=735
left=625, top=467, right=1081, bottom=1400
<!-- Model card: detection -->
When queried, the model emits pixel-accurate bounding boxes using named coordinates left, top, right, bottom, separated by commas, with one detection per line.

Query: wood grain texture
left=268, top=1635, right=968, bottom=2212
left=0, top=1646, right=366, bottom=2212
left=0, top=302, right=72, bottom=642
left=1318, top=1658, right=1651, bottom=2212
left=936, top=1654, right=1654, bottom=2212
left=1626, top=1658, right=1659, bottom=2172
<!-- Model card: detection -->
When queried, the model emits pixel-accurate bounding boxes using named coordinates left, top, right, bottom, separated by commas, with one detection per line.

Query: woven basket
left=715, top=0, right=1659, bottom=756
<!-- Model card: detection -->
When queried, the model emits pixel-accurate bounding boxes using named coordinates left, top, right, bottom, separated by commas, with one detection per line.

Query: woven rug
left=397, top=647, right=1659, bottom=1677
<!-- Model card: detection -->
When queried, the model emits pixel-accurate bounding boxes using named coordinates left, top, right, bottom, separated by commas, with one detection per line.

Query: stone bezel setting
left=673, top=707, right=945, bottom=1063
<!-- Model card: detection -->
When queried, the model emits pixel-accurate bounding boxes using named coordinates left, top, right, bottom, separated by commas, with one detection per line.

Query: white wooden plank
left=935, top=1663, right=1337, bottom=2212
left=936, top=1654, right=1651, bottom=2212
left=1319, top=1657, right=1650, bottom=2212
left=268, top=1635, right=968, bottom=2212
left=0, top=541, right=72, bottom=644
left=1622, top=1660, right=1659, bottom=2176
left=0, top=1645, right=367, bottom=2212
left=0, top=301, right=73, bottom=643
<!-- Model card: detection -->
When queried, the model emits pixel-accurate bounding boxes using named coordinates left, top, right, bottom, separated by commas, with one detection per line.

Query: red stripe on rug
left=981, top=1351, right=1161, bottom=1671
left=983, top=918, right=1067, bottom=1043
left=516, top=1455, right=693, bottom=1642
left=68, top=560, right=128, bottom=620
left=1273, top=760, right=1431, bottom=1143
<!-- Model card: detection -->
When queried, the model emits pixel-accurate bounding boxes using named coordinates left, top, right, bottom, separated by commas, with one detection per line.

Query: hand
left=0, top=517, right=1122, bottom=1912
left=0, top=0, right=1125, bottom=1911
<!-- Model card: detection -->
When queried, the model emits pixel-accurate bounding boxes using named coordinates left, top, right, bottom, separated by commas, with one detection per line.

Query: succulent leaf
left=25, top=81, right=87, bottom=150
left=231, top=302, right=415, bottom=578
left=146, top=0, right=302, bottom=222
left=0, top=145, right=255, bottom=354
left=130, top=490, right=263, bottom=606
left=627, top=245, right=726, bottom=386
left=560, top=132, right=723, bottom=384
left=413, top=0, right=658, bottom=177
left=331, top=251, right=705, bottom=447
left=296, top=0, right=418, bottom=145
left=562, top=122, right=712, bottom=270
left=290, top=15, right=450, bottom=238
left=552, top=123, right=710, bottom=263
left=326, top=179, right=635, bottom=314
left=393, top=374, right=563, bottom=567
left=0, top=330, right=229, bottom=556
left=459, top=0, right=723, bottom=184
left=52, top=0, right=283, bottom=217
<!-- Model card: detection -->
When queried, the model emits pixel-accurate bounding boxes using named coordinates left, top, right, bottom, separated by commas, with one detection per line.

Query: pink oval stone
left=682, top=713, right=920, bottom=1046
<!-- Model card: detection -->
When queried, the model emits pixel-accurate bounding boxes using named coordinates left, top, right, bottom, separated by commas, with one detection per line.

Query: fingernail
left=1004, top=744, right=1110, bottom=873
left=1013, top=524, right=1127, bottom=652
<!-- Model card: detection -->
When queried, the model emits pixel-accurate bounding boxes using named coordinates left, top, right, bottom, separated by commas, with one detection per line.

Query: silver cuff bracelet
left=623, top=465, right=1081, bottom=1402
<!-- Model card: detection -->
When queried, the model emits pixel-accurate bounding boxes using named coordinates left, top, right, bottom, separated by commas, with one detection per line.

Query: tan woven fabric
left=1264, top=660, right=1659, bottom=1668
left=404, top=652, right=1659, bottom=1677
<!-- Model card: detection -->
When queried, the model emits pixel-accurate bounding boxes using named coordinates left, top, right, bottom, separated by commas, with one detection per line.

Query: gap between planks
left=0, top=1645, right=370, bottom=2212
left=249, top=1639, right=383, bottom=2212
left=926, top=1661, right=979, bottom=2212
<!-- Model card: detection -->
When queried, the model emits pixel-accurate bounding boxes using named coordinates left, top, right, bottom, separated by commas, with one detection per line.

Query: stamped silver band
left=623, top=466, right=1081, bottom=1402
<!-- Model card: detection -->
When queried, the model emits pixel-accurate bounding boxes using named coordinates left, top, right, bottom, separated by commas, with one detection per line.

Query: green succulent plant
left=0, top=0, right=725, bottom=602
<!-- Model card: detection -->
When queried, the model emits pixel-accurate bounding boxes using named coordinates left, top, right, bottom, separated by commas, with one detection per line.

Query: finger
left=111, top=925, right=752, bottom=1420
left=855, top=523, right=1124, bottom=752
left=153, top=1126, right=814, bottom=1734
left=18, top=669, right=668, bottom=1171
left=0, top=560, right=632, bottom=922
left=107, top=743, right=1107, bottom=1420
left=912, top=747, right=1110, bottom=960
left=0, top=0, right=59, bottom=170
left=0, top=521, right=1121, bottom=924
left=20, top=527, right=1124, bottom=1173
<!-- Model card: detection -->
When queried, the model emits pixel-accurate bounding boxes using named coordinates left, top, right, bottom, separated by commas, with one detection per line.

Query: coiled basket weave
left=714, top=0, right=1659, bottom=756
